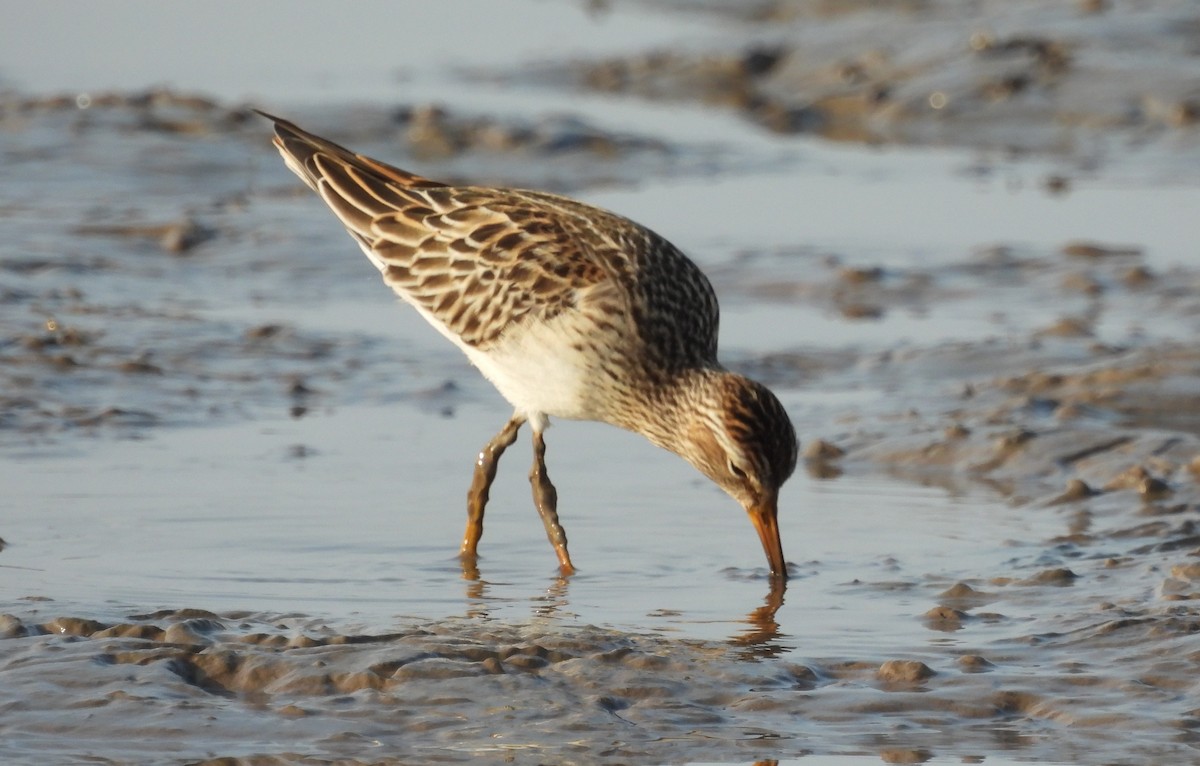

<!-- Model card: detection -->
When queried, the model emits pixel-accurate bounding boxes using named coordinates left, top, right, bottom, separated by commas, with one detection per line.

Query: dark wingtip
left=253, top=110, right=447, bottom=190
left=251, top=108, right=285, bottom=124
left=250, top=109, right=304, bottom=142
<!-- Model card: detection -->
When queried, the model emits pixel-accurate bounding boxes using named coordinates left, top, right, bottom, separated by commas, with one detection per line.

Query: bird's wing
left=261, top=111, right=620, bottom=349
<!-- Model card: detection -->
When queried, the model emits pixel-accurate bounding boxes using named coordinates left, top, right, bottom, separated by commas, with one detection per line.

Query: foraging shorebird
left=259, top=112, right=798, bottom=579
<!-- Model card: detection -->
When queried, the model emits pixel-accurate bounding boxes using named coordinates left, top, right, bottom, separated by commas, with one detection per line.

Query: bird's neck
left=616, top=366, right=728, bottom=459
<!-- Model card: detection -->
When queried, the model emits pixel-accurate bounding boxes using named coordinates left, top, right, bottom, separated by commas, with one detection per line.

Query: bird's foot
left=459, top=550, right=482, bottom=581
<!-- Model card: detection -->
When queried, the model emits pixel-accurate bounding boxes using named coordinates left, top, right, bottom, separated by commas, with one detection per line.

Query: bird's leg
left=529, top=428, right=576, bottom=575
left=461, top=415, right=524, bottom=566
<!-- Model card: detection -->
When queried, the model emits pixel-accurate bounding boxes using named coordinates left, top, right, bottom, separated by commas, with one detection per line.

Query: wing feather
left=259, top=111, right=717, bottom=365
left=264, top=113, right=618, bottom=348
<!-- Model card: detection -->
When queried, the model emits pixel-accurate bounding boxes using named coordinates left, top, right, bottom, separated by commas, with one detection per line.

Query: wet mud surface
left=3, top=2, right=1200, bottom=764
left=533, top=0, right=1200, bottom=163
left=1, top=588, right=1196, bottom=764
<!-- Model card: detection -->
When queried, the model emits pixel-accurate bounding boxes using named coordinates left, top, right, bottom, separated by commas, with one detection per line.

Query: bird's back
left=266, top=113, right=722, bottom=418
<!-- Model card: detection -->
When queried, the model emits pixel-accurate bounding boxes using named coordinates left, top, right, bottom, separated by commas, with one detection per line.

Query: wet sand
left=2, top=2, right=1200, bottom=764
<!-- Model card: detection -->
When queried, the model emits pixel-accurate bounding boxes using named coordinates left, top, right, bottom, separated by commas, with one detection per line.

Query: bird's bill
left=746, top=496, right=787, bottom=579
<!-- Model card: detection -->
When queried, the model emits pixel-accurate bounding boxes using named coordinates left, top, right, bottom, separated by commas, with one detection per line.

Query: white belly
left=403, top=297, right=602, bottom=427
left=462, top=318, right=596, bottom=423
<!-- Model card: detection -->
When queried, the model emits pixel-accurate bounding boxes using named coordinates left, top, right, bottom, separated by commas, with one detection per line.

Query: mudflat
left=2, top=2, right=1198, bottom=763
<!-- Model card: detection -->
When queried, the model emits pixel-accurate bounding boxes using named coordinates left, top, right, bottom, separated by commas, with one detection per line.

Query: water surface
left=2, top=2, right=1199, bottom=763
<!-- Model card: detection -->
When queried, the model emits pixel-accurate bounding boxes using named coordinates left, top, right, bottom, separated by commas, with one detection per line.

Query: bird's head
left=678, top=372, right=798, bottom=579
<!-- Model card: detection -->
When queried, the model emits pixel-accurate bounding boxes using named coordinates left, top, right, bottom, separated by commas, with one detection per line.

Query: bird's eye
left=728, top=461, right=747, bottom=480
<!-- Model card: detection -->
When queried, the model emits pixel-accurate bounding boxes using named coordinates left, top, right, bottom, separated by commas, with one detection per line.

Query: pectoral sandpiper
left=259, top=112, right=798, bottom=579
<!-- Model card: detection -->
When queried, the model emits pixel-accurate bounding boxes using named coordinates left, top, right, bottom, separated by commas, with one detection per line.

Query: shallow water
left=4, top=396, right=1056, bottom=640
left=3, top=2, right=1200, bottom=764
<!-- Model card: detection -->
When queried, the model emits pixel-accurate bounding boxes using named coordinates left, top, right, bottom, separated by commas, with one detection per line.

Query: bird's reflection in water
left=461, top=557, right=492, bottom=619
left=461, top=561, right=574, bottom=621
left=531, top=576, right=572, bottom=619
left=464, top=558, right=789, bottom=657
left=729, top=579, right=790, bottom=659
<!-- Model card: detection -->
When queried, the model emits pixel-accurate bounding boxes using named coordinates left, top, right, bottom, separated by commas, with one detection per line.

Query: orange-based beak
left=746, top=495, right=787, bottom=579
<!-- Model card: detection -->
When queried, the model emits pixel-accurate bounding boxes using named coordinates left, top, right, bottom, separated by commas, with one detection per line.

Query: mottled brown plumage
left=259, top=111, right=798, bottom=578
